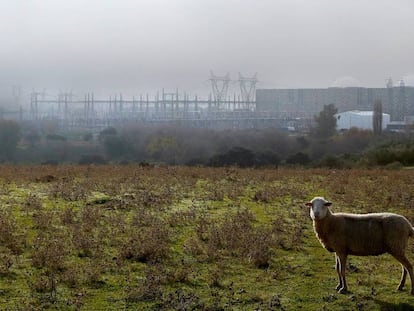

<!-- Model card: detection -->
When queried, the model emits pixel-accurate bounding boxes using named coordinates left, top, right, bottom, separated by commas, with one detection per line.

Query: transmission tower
left=238, top=72, right=258, bottom=104
left=210, top=71, right=230, bottom=104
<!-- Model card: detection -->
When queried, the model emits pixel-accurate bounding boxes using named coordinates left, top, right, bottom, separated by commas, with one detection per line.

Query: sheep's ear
left=305, top=202, right=312, bottom=207
left=324, top=202, right=332, bottom=207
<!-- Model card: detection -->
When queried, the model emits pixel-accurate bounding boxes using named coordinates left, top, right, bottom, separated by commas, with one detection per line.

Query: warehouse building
left=256, top=80, right=414, bottom=121
left=335, top=110, right=390, bottom=131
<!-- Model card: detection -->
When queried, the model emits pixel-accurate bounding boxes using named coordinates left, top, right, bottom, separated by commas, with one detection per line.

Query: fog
left=1, top=0, right=414, bottom=98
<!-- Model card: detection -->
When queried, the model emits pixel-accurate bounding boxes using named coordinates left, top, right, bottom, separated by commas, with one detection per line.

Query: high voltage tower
left=210, top=71, right=258, bottom=109
left=209, top=71, right=230, bottom=104
left=5, top=72, right=282, bottom=130
left=238, top=72, right=258, bottom=103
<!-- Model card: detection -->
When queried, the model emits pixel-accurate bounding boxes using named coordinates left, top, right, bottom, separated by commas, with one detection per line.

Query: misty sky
left=1, top=0, right=413, bottom=98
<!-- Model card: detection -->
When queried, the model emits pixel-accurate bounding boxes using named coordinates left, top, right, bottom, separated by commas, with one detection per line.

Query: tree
left=0, top=120, right=21, bottom=161
left=146, top=135, right=182, bottom=164
left=373, top=100, right=383, bottom=136
left=313, top=104, right=338, bottom=138
left=103, top=135, right=130, bottom=159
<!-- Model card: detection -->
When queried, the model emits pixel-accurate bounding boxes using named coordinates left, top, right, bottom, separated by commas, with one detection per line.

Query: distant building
left=256, top=84, right=414, bottom=121
left=335, top=110, right=390, bottom=131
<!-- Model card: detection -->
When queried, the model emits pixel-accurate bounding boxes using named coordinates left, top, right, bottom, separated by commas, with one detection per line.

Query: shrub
left=71, top=205, right=106, bottom=258
left=0, top=247, right=15, bottom=274
left=161, top=289, right=204, bottom=310
left=286, top=152, right=310, bottom=166
left=119, top=213, right=170, bottom=263
left=0, top=120, right=21, bottom=161
left=103, top=135, right=131, bottom=159
left=0, top=207, right=25, bottom=255
left=195, top=208, right=276, bottom=267
left=125, top=264, right=166, bottom=303
left=78, top=154, right=107, bottom=165
left=316, top=155, right=345, bottom=169
left=31, top=229, right=71, bottom=271
left=255, top=151, right=280, bottom=167
left=364, top=142, right=414, bottom=166
left=209, top=147, right=256, bottom=167
left=46, top=134, right=66, bottom=141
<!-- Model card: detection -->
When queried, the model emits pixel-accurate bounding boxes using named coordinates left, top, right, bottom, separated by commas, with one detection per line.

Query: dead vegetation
left=0, top=165, right=412, bottom=309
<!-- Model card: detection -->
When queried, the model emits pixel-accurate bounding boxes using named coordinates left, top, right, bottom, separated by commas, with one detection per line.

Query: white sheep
left=306, top=196, right=414, bottom=294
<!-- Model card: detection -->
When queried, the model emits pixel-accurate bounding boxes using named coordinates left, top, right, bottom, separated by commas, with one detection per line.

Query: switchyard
left=24, top=89, right=304, bottom=131
left=2, top=75, right=413, bottom=131
left=2, top=72, right=306, bottom=131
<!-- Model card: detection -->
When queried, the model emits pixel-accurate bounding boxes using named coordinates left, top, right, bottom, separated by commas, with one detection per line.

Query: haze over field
left=1, top=0, right=414, bottom=97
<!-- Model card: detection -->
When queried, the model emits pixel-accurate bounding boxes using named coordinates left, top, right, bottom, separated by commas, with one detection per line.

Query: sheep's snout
left=310, top=207, right=326, bottom=220
left=311, top=209, right=322, bottom=220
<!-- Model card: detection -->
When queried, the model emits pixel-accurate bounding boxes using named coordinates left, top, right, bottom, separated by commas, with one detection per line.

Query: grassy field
left=0, top=165, right=414, bottom=310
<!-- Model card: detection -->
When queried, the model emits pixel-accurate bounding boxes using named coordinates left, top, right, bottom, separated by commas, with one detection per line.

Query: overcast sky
left=1, top=0, right=413, bottom=98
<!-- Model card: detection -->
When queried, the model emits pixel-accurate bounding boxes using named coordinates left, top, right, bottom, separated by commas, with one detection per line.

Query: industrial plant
left=1, top=75, right=414, bottom=132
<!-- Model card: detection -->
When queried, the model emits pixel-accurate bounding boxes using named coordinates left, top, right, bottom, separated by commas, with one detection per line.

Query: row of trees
left=0, top=100, right=409, bottom=167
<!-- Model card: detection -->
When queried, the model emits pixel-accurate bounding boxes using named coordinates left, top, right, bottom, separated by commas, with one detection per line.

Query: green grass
left=0, top=165, right=413, bottom=310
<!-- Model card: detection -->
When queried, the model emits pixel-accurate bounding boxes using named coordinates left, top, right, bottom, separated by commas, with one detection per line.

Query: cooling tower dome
left=331, top=76, right=361, bottom=88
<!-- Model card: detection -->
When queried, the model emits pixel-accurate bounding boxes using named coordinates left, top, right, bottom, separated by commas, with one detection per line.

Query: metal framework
left=238, top=72, right=258, bottom=106
left=209, top=71, right=230, bottom=106
left=18, top=89, right=263, bottom=130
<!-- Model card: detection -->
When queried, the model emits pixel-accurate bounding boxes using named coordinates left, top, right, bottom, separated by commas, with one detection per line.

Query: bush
left=364, top=142, right=414, bottom=166
left=120, top=213, right=170, bottom=263
left=209, top=147, right=256, bottom=167
left=286, top=152, right=310, bottom=166
left=0, top=208, right=25, bottom=255
left=195, top=209, right=276, bottom=268
left=46, top=134, right=67, bottom=141
left=209, top=147, right=278, bottom=168
left=316, top=155, right=345, bottom=169
left=0, top=120, right=21, bottom=161
left=78, top=154, right=107, bottom=165
left=103, top=135, right=130, bottom=160
left=255, top=151, right=280, bottom=167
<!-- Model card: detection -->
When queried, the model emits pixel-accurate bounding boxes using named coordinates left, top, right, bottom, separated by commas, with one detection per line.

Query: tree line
left=0, top=104, right=413, bottom=167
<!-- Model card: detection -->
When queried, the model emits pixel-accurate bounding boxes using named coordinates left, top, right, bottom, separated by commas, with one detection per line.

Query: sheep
left=306, top=196, right=414, bottom=294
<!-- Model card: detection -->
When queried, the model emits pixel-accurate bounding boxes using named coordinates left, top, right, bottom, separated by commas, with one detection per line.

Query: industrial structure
left=335, top=111, right=391, bottom=131
left=1, top=75, right=413, bottom=131
left=256, top=78, right=414, bottom=122
left=24, top=88, right=265, bottom=130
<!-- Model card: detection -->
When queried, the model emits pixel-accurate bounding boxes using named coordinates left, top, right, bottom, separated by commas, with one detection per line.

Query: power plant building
left=335, top=111, right=391, bottom=131
left=256, top=84, right=414, bottom=122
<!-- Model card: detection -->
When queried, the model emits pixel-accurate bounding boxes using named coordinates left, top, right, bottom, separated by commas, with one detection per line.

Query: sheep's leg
left=397, top=265, right=407, bottom=291
left=337, top=253, right=348, bottom=294
left=392, top=253, right=414, bottom=294
left=335, top=254, right=343, bottom=291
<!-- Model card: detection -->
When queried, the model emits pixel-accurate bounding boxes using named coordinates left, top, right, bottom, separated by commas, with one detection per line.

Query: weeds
left=0, top=165, right=413, bottom=310
left=0, top=207, right=25, bottom=255
left=119, top=213, right=170, bottom=263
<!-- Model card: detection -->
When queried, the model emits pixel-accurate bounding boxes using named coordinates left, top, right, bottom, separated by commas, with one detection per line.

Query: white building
left=335, top=110, right=390, bottom=131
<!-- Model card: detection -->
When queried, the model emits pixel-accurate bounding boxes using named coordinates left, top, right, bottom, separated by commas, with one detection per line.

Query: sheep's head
left=306, top=197, right=332, bottom=220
